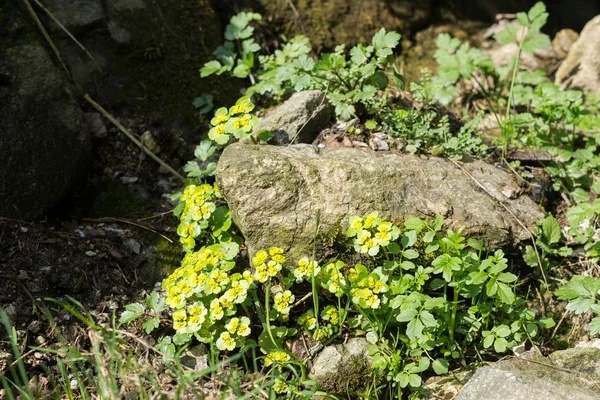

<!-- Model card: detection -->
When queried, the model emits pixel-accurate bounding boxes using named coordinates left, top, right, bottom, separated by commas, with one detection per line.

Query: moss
left=90, top=180, right=143, bottom=218
left=317, top=354, right=375, bottom=396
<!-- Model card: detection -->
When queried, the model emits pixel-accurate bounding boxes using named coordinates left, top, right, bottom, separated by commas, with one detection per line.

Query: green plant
left=381, top=70, right=488, bottom=157
left=201, top=11, right=401, bottom=120
left=122, top=193, right=552, bottom=398
left=556, top=276, right=600, bottom=335
left=200, top=12, right=262, bottom=80
left=523, top=215, right=573, bottom=270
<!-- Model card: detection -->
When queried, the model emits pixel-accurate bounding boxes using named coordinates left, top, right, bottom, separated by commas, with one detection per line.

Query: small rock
left=124, top=238, right=141, bottom=254
left=46, top=0, right=104, bottom=31
left=107, top=21, right=132, bottom=45
left=85, top=250, right=97, bottom=257
left=309, top=337, right=376, bottom=395
left=120, top=176, right=139, bottom=184
left=85, top=112, right=107, bottom=138
left=4, top=303, right=17, bottom=322
left=368, top=133, right=390, bottom=151
left=255, top=90, right=333, bottom=145
left=552, top=29, right=579, bottom=59
left=487, top=42, right=540, bottom=71
left=27, top=320, right=41, bottom=334
left=70, top=379, right=78, bottom=390
left=141, top=131, right=160, bottom=153
left=34, top=335, right=47, bottom=346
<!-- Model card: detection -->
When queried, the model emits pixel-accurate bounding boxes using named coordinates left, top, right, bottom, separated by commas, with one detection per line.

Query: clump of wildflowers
left=346, top=212, right=401, bottom=256
left=208, top=96, right=259, bottom=145
left=252, top=247, right=285, bottom=283
left=175, top=183, right=234, bottom=252
left=292, top=257, right=320, bottom=282
left=162, top=242, right=254, bottom=350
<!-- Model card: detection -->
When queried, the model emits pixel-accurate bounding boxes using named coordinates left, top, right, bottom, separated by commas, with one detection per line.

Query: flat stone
left=216, top=144, right=543, bottom=262
left=456, top=348, right=600, bottom=400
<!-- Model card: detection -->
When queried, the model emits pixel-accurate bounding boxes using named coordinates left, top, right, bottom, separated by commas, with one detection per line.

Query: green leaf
left=483, top=333, right=494, bottom=348
left=142, top=317, right=160, bottom=334
left=420, top=310, right=437, bottom=327
left=539, top=317, right=556, bottom=329
left=542, top=216, right=561, bottom=245
left=402, top=249, right=419, bottom=260
left=366, top=331, right=378, bottom=344
left=406, top=318, right=424, bottom=340
left=119, top=303, right=145, bottom=324
left=192, top=94, right=214, bottom=114
left=397, top=308, right=418, bottom=322
left=496, top=282, right=515, bottom=304
left=432, top=254, right=462, bottom=282
left=365, top=120, right=378, bottom=130
left=494, top=337, right=509, bottom=353
left=146, top=291, right=165, bottom=313
left=173, top=332, right=192, bottom=346
left=523, top=245, right=539, bottom=267
left=432, top=358, right=449, bottom=374
left=233, top=63, right=251, bottom=78
left=404, top=217, right=425, bottom=232
left=372, top=28, right=401, bottom=53
left=200, top=60, right=224, bottom=77
left=589, top=317, right=600, bottom=336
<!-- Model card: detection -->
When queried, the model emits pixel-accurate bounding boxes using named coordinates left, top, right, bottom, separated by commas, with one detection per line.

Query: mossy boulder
left=0, top=4, right=91, bottom=219
left=215, top=143, right=543, bottom=263
left=309, top=338, right=376, bottom=396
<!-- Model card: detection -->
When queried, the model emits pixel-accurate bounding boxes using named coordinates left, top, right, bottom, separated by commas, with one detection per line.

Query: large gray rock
left=216, top=144, right=543, bottom=262
left=45, top=0, right=105, bottom=31
left=0, top=10, right=91, bottom=219
left=555, top=16, right=600, bottom=93
left=456, top=348, right=600, bottom=400
left=256, top=91, right=333, bottom=145
left=309, top=338, right=375, bottom=395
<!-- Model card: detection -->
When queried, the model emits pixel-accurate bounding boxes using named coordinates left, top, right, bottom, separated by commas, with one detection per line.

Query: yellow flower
left=272, top=379, right=288, bottom=394
left=254, top=264, right=269, bottom=283
left=293, top=257, right=320, bottom=282
left=210, top=299, right=224, bottom=321
left=363, top=211, right=380, bottom=229
left=274, top=290, right=295, bottom=315
left=252, top=250, right=268, bottom=267
left=236, top=316, right=251, bottom=337
left=264, top=351, right=290, bottom=367
left=269, top=247, right=284, bottom=256
left=216, top=331, right=236, bottom=351
left=267, top=260, right=282, bottom=277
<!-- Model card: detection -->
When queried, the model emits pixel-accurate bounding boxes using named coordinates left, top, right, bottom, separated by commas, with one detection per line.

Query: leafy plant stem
left=502, top=44, right=523, bottom=158
left=449, top=286, right=460, bottom=347
left=263, top=280, right=278, bottom=349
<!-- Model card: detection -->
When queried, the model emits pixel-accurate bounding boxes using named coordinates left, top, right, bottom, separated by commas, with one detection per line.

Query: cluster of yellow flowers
left=208, top=96, right=259, bottom=145
left=162, top=243, right=253, bottom=350
left=176, top=183, right=221, bottom=252
left=252, top=247, right=285, bottom=283
left=263, top=350, right=291, bottom=367
left=318, top=260, right=347, bottom=297
left=297, top=307, right=340, bottom=340
left=347, top=265, right=389, bottom=309
left=346, top=211, right=401, bottom=256
left=292, top=256, right=321, bottom=282
left=273, top=290, right=295, bottom=317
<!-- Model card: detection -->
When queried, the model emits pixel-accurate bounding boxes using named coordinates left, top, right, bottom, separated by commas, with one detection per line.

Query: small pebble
left=85, top=251, right=97, bottom=257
